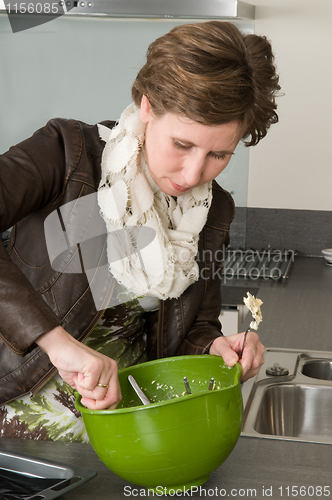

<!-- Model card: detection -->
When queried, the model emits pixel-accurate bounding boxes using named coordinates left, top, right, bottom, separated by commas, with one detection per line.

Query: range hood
left=62, top=0, right=255, bottom=20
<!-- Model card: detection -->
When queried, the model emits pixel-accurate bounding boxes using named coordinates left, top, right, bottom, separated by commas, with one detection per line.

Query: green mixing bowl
left=75, top=355, right=243, bottom=493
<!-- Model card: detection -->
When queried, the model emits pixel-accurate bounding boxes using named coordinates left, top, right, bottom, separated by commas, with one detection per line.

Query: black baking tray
left=0, top=448, right=97, bottom=499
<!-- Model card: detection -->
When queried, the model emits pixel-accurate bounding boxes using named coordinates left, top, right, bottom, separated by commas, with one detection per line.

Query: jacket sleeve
left=175, top=229, right=229, bottom=355
left=176, top=285, right=223, bottom=355
left=0, top=119, right=83, bottom=355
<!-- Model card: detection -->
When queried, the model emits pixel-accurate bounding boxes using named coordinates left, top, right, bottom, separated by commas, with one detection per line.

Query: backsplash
left=230, top=207, right=332, bottom=257
left=2, top=208, right=331, bottom=257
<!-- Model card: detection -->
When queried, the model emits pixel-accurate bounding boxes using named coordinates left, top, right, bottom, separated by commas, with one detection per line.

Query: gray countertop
left=236, top=256, right=332, bottom=352
left=1, top=435, right=331, bottom=499
left=1, top=256, right=332, bottom=499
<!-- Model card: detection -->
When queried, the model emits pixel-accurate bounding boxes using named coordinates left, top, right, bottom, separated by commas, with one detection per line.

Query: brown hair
left=132, top=21, right=281, bottom=146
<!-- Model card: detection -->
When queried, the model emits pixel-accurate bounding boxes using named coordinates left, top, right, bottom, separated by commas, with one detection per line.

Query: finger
left=241, top=350, right=265, bottom=381
left=79, top=370, right=122, bottom=410
left=241, top=339, right=265, bottom=376
left=76, top=354, right=119, bottom=391
left=80, top=387, right=122, bottom=410
left=76, top=365, right=105, bottom=392
left=77, top=374, right=119, bottom=401
left=221, top=347, right=239, bottom=367
left=210, top=337, right=239, bottom=366
left=81, top=381, right=122, bottom=410
left=240, top=366, right=260, bottom=382
left=240, top=345, right=256, bottom=374
left=80, top=384, right=109, bottom=400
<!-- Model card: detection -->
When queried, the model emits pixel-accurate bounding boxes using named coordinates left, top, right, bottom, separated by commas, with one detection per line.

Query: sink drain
left=266, top=363, right=289, bottom=376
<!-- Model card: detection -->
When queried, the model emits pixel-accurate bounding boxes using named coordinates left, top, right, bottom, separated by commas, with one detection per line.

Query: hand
left=209, top=331, right=265, bottom=382
left=36, top=326, right=122, bottom=410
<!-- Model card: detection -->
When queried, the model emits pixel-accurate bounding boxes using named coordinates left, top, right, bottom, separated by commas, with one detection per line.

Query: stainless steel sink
left=301, top=359, right=332, bottom=380
left=242, top=348, right=332, bottom=444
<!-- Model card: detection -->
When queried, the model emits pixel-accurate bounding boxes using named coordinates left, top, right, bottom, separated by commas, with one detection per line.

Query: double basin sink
left=241, top=348, right=332, bottom=444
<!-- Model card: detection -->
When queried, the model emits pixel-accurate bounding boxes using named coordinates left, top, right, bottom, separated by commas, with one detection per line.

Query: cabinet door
left=219, top=305, right=248, bottom=336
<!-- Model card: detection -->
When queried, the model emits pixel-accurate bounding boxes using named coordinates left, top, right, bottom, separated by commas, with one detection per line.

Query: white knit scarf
left=97, top=103, right=212, bottom=300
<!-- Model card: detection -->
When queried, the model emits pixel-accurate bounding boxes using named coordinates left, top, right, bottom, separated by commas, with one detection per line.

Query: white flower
left=243, top=291, right=263, bottom=330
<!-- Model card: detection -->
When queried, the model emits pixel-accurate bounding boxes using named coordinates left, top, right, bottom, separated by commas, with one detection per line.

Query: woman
left=0, top=21, right=279, bottom=441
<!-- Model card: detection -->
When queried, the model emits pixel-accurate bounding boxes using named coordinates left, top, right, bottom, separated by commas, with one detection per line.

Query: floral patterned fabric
left=0, top=296, right=156, bottom=442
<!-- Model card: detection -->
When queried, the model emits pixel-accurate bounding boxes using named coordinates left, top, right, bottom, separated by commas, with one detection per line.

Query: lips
left=170, top=179, right=190, bottom=192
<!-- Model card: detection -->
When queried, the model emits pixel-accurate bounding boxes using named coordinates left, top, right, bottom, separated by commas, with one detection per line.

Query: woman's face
left=140, top=95, right=243, bottom=196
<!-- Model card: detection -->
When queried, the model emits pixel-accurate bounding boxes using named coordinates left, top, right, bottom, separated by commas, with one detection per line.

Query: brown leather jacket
left=0, top=118, right=235, bottom=405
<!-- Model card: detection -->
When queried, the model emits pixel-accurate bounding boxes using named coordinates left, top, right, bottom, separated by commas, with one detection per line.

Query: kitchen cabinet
left=219, top=304, right=248, bottom=336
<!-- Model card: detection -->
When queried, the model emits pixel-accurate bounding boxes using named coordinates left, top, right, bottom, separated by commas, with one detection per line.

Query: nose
left=182, top=153, right=206, bottom=187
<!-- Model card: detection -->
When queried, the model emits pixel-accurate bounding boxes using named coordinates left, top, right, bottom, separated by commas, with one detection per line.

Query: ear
left=140, top=95, right=153, bottom=124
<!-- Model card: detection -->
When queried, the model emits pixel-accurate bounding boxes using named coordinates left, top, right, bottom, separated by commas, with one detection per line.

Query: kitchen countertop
left=2, top=256, right=332, bottom=499
left=1, top=435, right=332, bottom=499
left=236, top=255, right=332, bottom=352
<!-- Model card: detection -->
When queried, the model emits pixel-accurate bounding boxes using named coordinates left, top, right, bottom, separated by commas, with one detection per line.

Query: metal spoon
left=208, top=377, right=215, bottom=390
left=183, top=377, right=192, bottom=394
left=239, top=328, right=250, bottom=359
left=128, top=375, right=151, bottom=405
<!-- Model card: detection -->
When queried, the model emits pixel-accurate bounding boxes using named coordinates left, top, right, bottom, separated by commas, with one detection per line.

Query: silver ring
left=97, top=383, right=108, bottom=388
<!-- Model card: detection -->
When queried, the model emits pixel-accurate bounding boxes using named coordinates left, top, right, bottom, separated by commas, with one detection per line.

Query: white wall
left=247, top=0, right=332, bottom=211
left=0, top=14, right=252, bottom=208
left=1, top=5, right=331, bottom=212
left=0, top=16, right=185, bottom=154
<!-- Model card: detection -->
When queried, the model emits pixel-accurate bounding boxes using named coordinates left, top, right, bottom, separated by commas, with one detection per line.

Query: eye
left=209, top=152, right=227, bottom=161
left=174, top=141, right=192, bottom=151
